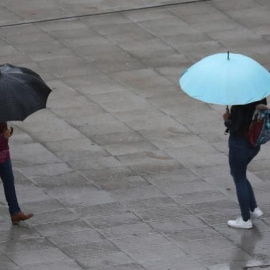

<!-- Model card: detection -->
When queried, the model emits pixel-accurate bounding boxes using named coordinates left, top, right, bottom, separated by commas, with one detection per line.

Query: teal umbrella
left=179, top=52, right=270, bottom=105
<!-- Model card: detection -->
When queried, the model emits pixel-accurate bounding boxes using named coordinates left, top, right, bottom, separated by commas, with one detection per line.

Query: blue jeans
left=0, top=159, right=21, bottom=216
left=229, top=134, right=260, bottom=221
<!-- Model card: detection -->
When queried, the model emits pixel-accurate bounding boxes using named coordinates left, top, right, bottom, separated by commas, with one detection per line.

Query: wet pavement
left=1, top=0, right=270, bottom=269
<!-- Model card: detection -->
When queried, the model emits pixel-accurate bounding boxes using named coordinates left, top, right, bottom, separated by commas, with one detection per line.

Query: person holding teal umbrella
left=223, top=100, right=267, bottom=228
left=180, top=52, right=270, bottom=229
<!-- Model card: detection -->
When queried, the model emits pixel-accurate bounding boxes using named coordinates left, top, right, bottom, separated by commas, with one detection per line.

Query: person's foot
left=251, top=207, right=263, bottom=219
left=11, top=212, right=33, bottom=225
left=227, top=217, right=253, bottom=229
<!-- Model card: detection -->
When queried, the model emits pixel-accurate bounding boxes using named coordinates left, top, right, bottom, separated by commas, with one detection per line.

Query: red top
left=0, top=122, right=10, bottom=163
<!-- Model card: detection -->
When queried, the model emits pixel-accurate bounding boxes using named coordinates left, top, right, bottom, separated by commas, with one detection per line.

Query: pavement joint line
left=0, top=0, right=212, bottom=28
left=245, top=266, right=270, bottom=269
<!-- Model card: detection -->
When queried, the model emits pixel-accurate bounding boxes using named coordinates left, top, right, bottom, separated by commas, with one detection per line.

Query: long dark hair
left=230, top=98, right=267, bottom=135
left=0, top=122, right=7, bottom=133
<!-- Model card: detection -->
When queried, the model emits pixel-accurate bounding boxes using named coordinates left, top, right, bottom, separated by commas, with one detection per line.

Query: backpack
left=246, top=109, right=270, bottom=147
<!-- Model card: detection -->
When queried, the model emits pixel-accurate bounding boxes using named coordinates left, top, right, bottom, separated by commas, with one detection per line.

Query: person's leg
left=0, top=159, right=33, bottom=224
left=229, top=136, right=251, bottom=221
left=231, top=172, right=251, bottom=221
left=0, top=159, right=21, bottom=216
left=246, top=146, right=261, bottom=212
left=245, top=179, right=257, bottom=212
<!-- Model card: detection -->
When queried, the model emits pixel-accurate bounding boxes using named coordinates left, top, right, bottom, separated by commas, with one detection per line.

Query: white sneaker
left=251, top=207, right=263, bottom=219
left=227, top=217, right=253, bottom=229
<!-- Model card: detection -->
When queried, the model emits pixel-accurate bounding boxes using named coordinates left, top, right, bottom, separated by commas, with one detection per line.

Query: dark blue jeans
left=229, top=134, right=260, bottom=221
left=0, top=159, right=21, bottom=216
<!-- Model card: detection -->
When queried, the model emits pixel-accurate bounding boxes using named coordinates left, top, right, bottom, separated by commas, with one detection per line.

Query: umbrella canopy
left=179, top=52, right=270, bottom=105
left=0, top=64, right=52, bottom=122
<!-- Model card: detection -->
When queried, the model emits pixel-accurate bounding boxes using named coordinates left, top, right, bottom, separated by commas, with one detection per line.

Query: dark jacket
left=224, top=98, right=267, bottom=136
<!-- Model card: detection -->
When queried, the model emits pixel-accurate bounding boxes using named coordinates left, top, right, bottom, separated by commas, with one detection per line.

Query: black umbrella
left=0, top=64, right=52, bottom=122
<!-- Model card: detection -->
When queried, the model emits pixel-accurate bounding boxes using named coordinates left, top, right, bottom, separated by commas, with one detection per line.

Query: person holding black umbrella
left=0, top=122, right=33, bottom=224
left=0, top=64, right=52, bottom=225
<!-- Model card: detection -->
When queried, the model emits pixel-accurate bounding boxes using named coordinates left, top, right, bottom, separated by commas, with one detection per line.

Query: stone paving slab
left=1, top=0, right=270, bottom=270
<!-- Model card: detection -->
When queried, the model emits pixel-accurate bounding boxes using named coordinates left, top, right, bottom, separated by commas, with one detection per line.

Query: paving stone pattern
left=1, top=0, right=270, bottom=269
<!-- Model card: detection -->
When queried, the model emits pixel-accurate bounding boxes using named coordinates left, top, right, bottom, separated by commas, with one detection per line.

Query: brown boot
left=11, top=212, right=33, bottom=225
